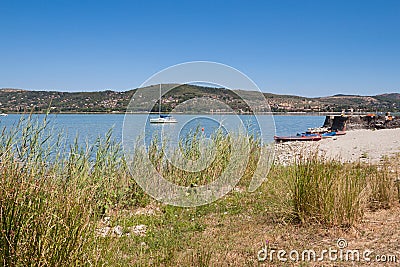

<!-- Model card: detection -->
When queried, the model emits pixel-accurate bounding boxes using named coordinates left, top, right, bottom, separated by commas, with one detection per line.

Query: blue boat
left=321, top=132, right=337, bottom=138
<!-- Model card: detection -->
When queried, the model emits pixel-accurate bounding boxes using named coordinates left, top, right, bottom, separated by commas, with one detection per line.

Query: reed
left=366, top=161, right=397, bottom=210
left=0, top=115, right=89, bottom=265
left=284, top=153, right=367, bottom=226
left=144, top=126, right=264, bottom=189
left=0, top=115, right=139, bottom=265
left=278, top=152, right=399, bottom=226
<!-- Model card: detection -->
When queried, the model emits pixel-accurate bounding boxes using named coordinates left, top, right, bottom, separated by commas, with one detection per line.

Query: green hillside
left=0, top=85, right=398, bottom=113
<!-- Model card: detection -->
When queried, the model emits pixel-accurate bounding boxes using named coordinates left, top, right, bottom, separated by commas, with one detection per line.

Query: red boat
left=274, top=135, right=322, bottom=142
left=334, top=131, right=346, bottom=136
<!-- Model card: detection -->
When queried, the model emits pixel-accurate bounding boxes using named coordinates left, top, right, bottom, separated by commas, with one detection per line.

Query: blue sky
left=1, top=0, right=399, bottom=97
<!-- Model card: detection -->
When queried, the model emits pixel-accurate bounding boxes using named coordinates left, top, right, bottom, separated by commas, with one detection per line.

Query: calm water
left=0, top=114, right=325, bottom=146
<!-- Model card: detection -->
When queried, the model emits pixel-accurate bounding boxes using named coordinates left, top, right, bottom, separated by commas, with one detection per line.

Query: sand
left=274, top=128, right=400, bottom=165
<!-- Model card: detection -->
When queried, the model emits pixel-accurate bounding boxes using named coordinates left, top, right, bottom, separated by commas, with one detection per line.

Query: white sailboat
left=149, top=84, right=177, bottom=123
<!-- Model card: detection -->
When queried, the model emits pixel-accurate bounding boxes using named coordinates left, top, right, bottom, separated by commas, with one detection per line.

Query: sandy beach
left=274, top=128, right=400, bottom=165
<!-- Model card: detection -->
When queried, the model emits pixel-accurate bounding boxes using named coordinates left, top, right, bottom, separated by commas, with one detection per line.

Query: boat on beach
left=274, top=134, right=322, bottom=142
left=333, top=130, right=346, bottom=136
left=321, top=131, right=337, bottom=138
left=307, top=127, right=329, bottom=134
left=275, top=115, right=349, bottom=142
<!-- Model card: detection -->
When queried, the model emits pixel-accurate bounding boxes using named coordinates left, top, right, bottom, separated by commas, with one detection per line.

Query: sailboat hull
left=149, top=117, right=177, bottom=123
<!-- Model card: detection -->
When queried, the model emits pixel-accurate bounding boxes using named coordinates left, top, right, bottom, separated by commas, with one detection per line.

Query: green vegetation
left=1, top=85, right=399, bottom=113
left=1, top=116, right=398, bottom=265
left=287, top=156, right=366, bottom=226
left=0, top=115, right=142, bottom=265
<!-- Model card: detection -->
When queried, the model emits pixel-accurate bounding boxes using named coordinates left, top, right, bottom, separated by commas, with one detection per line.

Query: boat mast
left=159, top=83, right=161, bottom=116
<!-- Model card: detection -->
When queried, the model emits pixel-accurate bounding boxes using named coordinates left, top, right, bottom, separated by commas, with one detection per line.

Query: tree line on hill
left=0, top=85, right=398, bottom=113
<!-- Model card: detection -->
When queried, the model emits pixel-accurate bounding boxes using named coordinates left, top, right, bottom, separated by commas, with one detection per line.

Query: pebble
left=130, top=224, right=147, bottom=236
left=273, top=141, right=319, bottom=166
left=102, top=216, right=111, bottom=226
left=113, top=225, right=123, bottom=237
left=97, top=226, right=111, bottom=237
left=96, top=224, right=148, bottom=237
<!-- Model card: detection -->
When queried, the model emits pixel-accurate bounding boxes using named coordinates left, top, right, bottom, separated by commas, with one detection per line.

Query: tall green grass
left=274, top=153, right=398, bottom=226
left=366, top=161, right=397, bottom=210
left=288, top=155, right=367, bottom=226
left=0, top=115, right=142, bottom=265
left=146, top=127, right=261, bottom=187
left=1, top=115, right=90, bottom=265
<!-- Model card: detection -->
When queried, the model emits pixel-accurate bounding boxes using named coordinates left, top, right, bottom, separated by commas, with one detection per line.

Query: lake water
left=0, top=114, right=326, bottom=146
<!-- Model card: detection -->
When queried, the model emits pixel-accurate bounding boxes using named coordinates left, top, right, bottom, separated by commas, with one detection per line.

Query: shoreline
left=274, top=128, right=400, bottom=165
left=2, top=112, right=399, bottom=116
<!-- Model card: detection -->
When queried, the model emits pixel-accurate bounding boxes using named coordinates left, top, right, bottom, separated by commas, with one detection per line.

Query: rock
left=130, top=224, right=147, bottom=236
left=113, top=225, right=123, bottom=237
left=234, top=186, right=243, bottom=193
left=96, top=226, right=111, bottom=237
left=273, top=141, right=320, bottom=165
left=134, top=206, right=160, bottom=216
left=102, top=216, right=111, bottom=226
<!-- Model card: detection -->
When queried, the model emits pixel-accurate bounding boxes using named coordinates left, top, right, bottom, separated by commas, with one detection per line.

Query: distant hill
left=0, top=85, right=398, bottom=113
left=377, top=93, right=400, bottom=100
left=0, top=88, right=136, bottom=113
